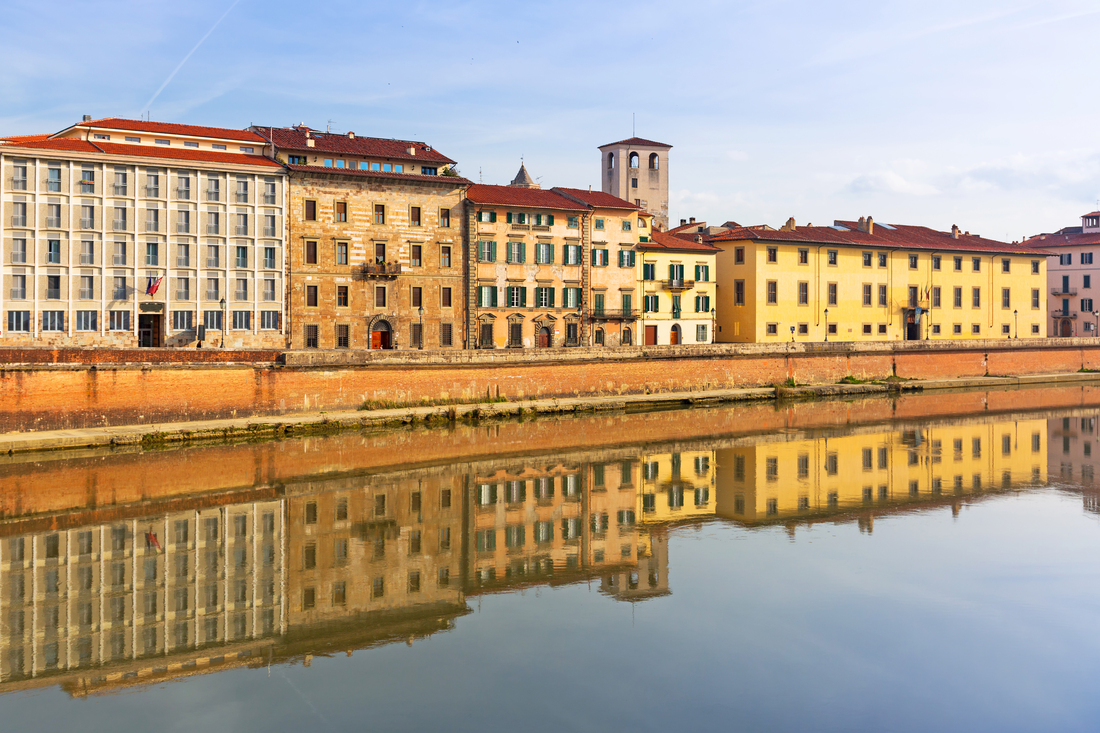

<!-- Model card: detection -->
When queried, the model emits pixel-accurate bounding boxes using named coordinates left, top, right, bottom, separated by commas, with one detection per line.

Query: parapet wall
left=2, top=338, right=1100, bottom=433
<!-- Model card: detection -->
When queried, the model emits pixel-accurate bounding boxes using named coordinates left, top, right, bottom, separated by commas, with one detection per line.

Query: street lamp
left=824, top=308, right=829, bottom=342
left=1014, top=309, right=1018, bottom=339
left=1093, top=310, right=1098, bottom=337
left=418, top=305, right=425, bottom=350
left=710, top=307, right=715, bottom=344
left=219, top=297, right=226, bottom=348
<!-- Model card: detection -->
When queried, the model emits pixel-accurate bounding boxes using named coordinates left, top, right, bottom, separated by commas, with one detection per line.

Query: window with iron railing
left=47, top=168, right=61, bottom=192
left=80, top=241, right=94, bottom=265
left=177, top=211, right=190, bottom=233
left=206, top=245, right=221, bottom=268
left=176, top=243, right=190, bottom=267
left=80, top=172, right=95, bottom=194
left=263, top=181, right=276, bottom=204
left=263, top=247, right=276, bottom=269
left=206, top=181, right=220, bottom=201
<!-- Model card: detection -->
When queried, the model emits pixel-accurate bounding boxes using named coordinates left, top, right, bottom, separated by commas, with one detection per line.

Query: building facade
left=637, top=230, right=718, bottom=345
left=1025, top=212, right=1100, bottom=337
left=710, top=218, right=1048, bottom=343
left=254, top=125, right=466, bottom=350
left=598, top=137, right=671, bottom=231
left=0, top=118, right=287, bottom=348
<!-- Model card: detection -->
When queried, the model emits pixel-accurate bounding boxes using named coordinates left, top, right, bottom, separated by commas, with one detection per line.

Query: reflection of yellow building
left=714, top=419, right=1048, bottom=524
left=637, top=450, right=716, bottom=526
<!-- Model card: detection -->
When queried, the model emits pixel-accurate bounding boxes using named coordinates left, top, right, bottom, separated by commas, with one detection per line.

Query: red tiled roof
left=0, top=137, right=281, bottom=168
left=0, top=133, right=50, bottom=142
left=638, top=230, right=719, bottom=253
left=285, top=164, right=469, bottom=185
left=667, top=220, right=706, bottom=234
left=551, top=187, right=638, bottom=210
left=255, top=126, right=455, bottom=165
left=1025, top=231, right=1100, bottom=248
left=599, top=137, right=672, bottom=149
left=1083, top=211, right=1100, bottom=217
left=708, top=220, right=1048, bottom=255
left=465, top=184, right=588, bottom=211
left=69, top=118, right=263, bottom=142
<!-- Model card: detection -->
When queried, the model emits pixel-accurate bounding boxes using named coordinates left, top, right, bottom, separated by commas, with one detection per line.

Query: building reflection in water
left=0, top=414, right=1058, bottom=694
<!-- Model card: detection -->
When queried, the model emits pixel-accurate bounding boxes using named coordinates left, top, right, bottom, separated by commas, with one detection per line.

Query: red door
left=538, top=327, right=550, bottom=347
left=645, top=325, right=658, bottom=345
left=670, top=325, right=681, bottom=345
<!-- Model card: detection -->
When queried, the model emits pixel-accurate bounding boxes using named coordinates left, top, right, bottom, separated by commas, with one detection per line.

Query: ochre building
left=254, top=125, right=467, bottom=350
left=709, top=217, right=1048, bottom=342
left=637, top=230, right=719, bottom=345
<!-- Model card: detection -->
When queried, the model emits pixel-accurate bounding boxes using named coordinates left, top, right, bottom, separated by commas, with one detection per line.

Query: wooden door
left=645, top=325, right=657, bottom=345
left=670, top=325, right=680, bottom=345
left=538, top=328, right=550, bottom=348
left=371, top=330, right=383, bottom=349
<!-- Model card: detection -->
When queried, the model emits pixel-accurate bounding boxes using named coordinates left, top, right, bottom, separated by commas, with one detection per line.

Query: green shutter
left=520, top=288, right=527, bottom=307
left=548, top=243, right=555, bottom=263
left=490, top=241, right=497, bottom=261
left=490, top=212, right=497, bottom=223
left=547, top=214, right=554, bottom=225
left=491, top=287, right=498, bottom=307
left=506, top=212, right=513, bottom=224
left=520, top=242, right=527, bottom=263
left=549, top=287, right=555, bottom=307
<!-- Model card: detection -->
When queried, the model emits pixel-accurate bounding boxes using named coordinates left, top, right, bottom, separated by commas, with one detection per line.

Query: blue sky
left=3, top=0, right=1099, bottom=240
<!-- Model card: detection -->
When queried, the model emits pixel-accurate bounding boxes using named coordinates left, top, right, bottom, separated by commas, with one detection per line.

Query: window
left=412, top=286, right=423, bottom=308
left=908, top=286, right=918, bottom=308
left=972, top=287, right=981, bottom=308
left=304, top=200, right=316, bottom=221
left=440, top=245, right=451, bottom=267
left=620, top=249, right=636, bottom=268
left=410, top=206, right=421, bottom=226
left=45, top=275, right=61, bottom=300
left=373, top=204, right=385, bottom=224
left=47, top=239, right=61, bottom=264
left=954, top=256, right=963, bottom=271
left=862, top=252, right=872, bottom=267
left=264, top=247, right=276, bottom=269
left=766, top=323, right=778, bottom=335
left=1002, top=288, right=1011, bottom=309
left=953, top=323, right=962, bottom=334
left=862, top=283, right=871, bottom=306
left=953, top=287, right=962, bottom=308
left=767, top=280, right=778, bottom=304
left=113, top=276, right=128, bottom=300
left=335, top=201, right=347, bottom=222
left=593, top=248, right=608, bottom=266
left=695, top=264, right=709, bottom=281
left=697, top=324, right=708, bottom=341
left=333, top=241, right=347, bottom=265
left=507, top=286, right=527, bottom=307
left=643, top=294, right=659, bottom=313
left=11, top=238, right=26, bottom=264
left=1002, top=258, right=1012, bottom=272
left=306, top=285, right=318, bottom=307
left=478, top=286, right=497, bottom=308
left=507, top=241, right=526, bottom=263
left=76, top=310, right=97, bottom=331
left=735, top=247, right=745, bottom=264
left=932, top=287, right=941, bottom=308
left=336, top=324, right=349, bottom=348
left=305, top=241, right=317, bottom=264
left=42, top=311, right=63, bottom=331
left=735, top=280, right=745, bottom=306
left=1087, top=275, right=1093, bottom=289
left=972, top=324, right=981, bottom=334
left=536, top=286, right=555, bottom=307
left=595, top=218, right=605, bottom=230
left=232, top=311, right=250, bottom=330
left=932, top=255, right=941, bottom=270
left=440, top=322, right=453, bottom=346
left=337, top=285, right=348, bottom=307
left=1032, top=260, right=1041, bottom=274
left=204, top=310, right=222, bottom=331
left=828, top=250, right=838, bottom=266
left=260, top=311, right=280, bottom=329
left=1032, top=289, right=1040, bottom=309
left=622, top=219, right=632, bottom=231
left=172, top=310, right=191, bottom=330
left=800, top=281, right=810, bottom=305
left=235, top=278, right=248, bottom=301
left=109, top=310, right=130, bottom=331
left=47, top=166, right=61, bottom=192
left=767, top=247, right=778, bottom=263
left=798, top=249, right=808, bottom=264
left=695, top=294, right=711, bottom=312
left=827, top=282, right=838, bottom=306
left=304, top=324, right=319, bottom=348
left=7, top=310, right=30, bottom=332
left=375, top=286, right=386, bottom=307
left=642, top=262, right=655, bottom=280
left=1082, top=298, right=1094, bottom=312
left=908, top=254, right=918, bottom=269
left=972, top=257, right=981, bottom=272
left=537, top=241, right=554, bottom=264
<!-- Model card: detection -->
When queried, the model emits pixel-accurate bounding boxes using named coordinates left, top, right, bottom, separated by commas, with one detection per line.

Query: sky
left=2, top=0, right=1099, bottom=241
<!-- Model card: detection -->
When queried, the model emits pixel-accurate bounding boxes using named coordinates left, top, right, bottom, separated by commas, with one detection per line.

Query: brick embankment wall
left=0, top=347, right=281, bottom=365
left=3, top=339, right=1100, bottom=433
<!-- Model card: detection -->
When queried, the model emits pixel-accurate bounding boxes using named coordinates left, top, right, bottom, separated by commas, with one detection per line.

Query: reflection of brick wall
left=8, top=341, right=1100, bottom=432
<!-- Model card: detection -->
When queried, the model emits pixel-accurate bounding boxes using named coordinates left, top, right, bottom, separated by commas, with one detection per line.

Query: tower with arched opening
left=598, top=137, right=671, bottom=231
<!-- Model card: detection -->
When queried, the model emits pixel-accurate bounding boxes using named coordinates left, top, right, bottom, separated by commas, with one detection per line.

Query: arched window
left=607, top=153, right=615, bottom=170
left=629, top=152, right=640, bottom=169
left=649, top=153, right=659, bottom=170
left=594, top=328, right=605, bottom=346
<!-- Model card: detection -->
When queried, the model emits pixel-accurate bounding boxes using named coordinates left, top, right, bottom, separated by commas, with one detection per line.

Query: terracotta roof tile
left=0, top=137, right=282, bottom=168
left=1083, top=211, right=1100, bottom=217
left=71, top=118, right=263, bottom=142
left=638, top=229, right=719, bottom=253
left=708, top=221, right=1048, bottom=256
left=255, top=126, right=455, bottom=165
left=0, top=133, right=51, bottom=142
left=599, top=137, right=672, bottom=148
left=465, top=184, right=588, bottom=211
left=1026, top=231, right=1100, bottom=248
left=551, top=187, right=639, bottom=210
left=285, top=163, right=469, bottom=185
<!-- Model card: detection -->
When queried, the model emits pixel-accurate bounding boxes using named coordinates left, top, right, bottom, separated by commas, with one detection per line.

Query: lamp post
left=710, top=307, right=716, bottom=344
left=418, top=305, right=425, bottom=350
left=219, top=297, right=226, bottom=348
left=824, top=308, right=829, bottom=342
left=1093, top=310, right=1098, bottom=337
left=1014, top=309, right=1018, bottom=339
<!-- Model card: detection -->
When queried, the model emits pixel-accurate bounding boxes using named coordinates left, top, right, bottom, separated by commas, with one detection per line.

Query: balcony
left=235, top=192, right=249, bottom=203
left=46, top=216, right=61, bottom=228
left=672, top=309, right=682, bottom=319
left=588, top=308, right=638, bottom=321
left=207, top=224, right=220, bottom=235
left=1052, top=287, right=1077, bottom=296
left=663, top=278, right=696, bottom=291
left=206, top=257, right=221, bottom=269
left=206, top=189, right=220, bottom=202
left=113, top=184, right=127, bottom=196
left=79, top=182, right=95, bottom=194
left=177, top=222, right=190, bottom=233
left=235, top=225, right=249, bottom=236
left=532, top=225, right=551, bottom=232
left=176, top=256, right=190, bottom=267
left=510, top=223, right=530, bottom=231
left=177, top=187, right=191, bottom=200
left=262, top=226, right=276, bottom=237
left=146, top=221, right=160, bottom=232
left=360, top=262, right=402, bottom=279
left=263, top=194, right=276, bottom=205
left=1052, top=309, right=1078, bottom=319
left=10, top=177, right=27, bottom=190
left=10, top=215, right=26, bottom=227
left=145, top=186, right=160, bottom=197
left=80, top=217, right=94, bottom=229
left=113, top=219, right=128, bottom=231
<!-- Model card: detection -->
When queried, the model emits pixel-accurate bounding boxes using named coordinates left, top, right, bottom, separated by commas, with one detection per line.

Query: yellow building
left=714, top=418, right=1048, bottom=525
left=637, top=230, right=719, bottom=345
left=710, top=217, right=1048, bottom=342
left=636, top=449, right=717, bottom=526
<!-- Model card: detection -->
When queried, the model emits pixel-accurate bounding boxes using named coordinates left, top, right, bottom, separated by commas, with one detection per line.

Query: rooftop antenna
left=633, top=112, right=635, bottom=137
left=479, top=167, right=483, bottom=184
left=326, top=119, right=334, bottom=133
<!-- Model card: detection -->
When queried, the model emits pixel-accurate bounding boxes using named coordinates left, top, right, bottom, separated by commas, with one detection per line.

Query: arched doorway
left=1060, top=320, right=1073, bottom=337
left=622, top=328, right=632, bottom=346
left=538, top=327, right=551, bottom=348
left=594, top=328, right=605, bottom=346
left=670, top=324, right=681, bottom=345
left=371, top=320, right=393, bottom=349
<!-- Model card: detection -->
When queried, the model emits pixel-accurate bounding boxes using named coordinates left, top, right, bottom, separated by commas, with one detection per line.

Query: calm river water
left=2, top=386, right=1100, bottom=731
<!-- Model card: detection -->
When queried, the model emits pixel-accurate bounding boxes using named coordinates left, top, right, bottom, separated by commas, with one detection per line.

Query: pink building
left=1028, top=212, right=1100, bottom=337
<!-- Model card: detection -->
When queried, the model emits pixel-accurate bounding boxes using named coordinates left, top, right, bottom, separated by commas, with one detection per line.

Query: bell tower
left=598, top=137, right=671, bottom=230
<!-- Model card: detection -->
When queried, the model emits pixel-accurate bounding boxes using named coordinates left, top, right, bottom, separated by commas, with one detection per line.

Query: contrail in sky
left=140, top=0, right=243, bottom=116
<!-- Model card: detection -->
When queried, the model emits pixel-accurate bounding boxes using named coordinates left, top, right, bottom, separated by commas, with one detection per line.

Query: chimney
left=347, top=131, right=355, bottom=139
left=689, top=217, right=695, bottom=223
left=82, top=114, right=91, bottom=122
left=782, top=217, right=796, bottom=231
left=680, top=218, right=687, bottom=226
left=951, top=224, right=959, bottom=239
left=866, top=216, right=874, bottom=235
left=407, top=146, right=416, bottom=156
left=857, top=216, right=866, bottom=232
left=306, top=138, right=315, bottom=148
